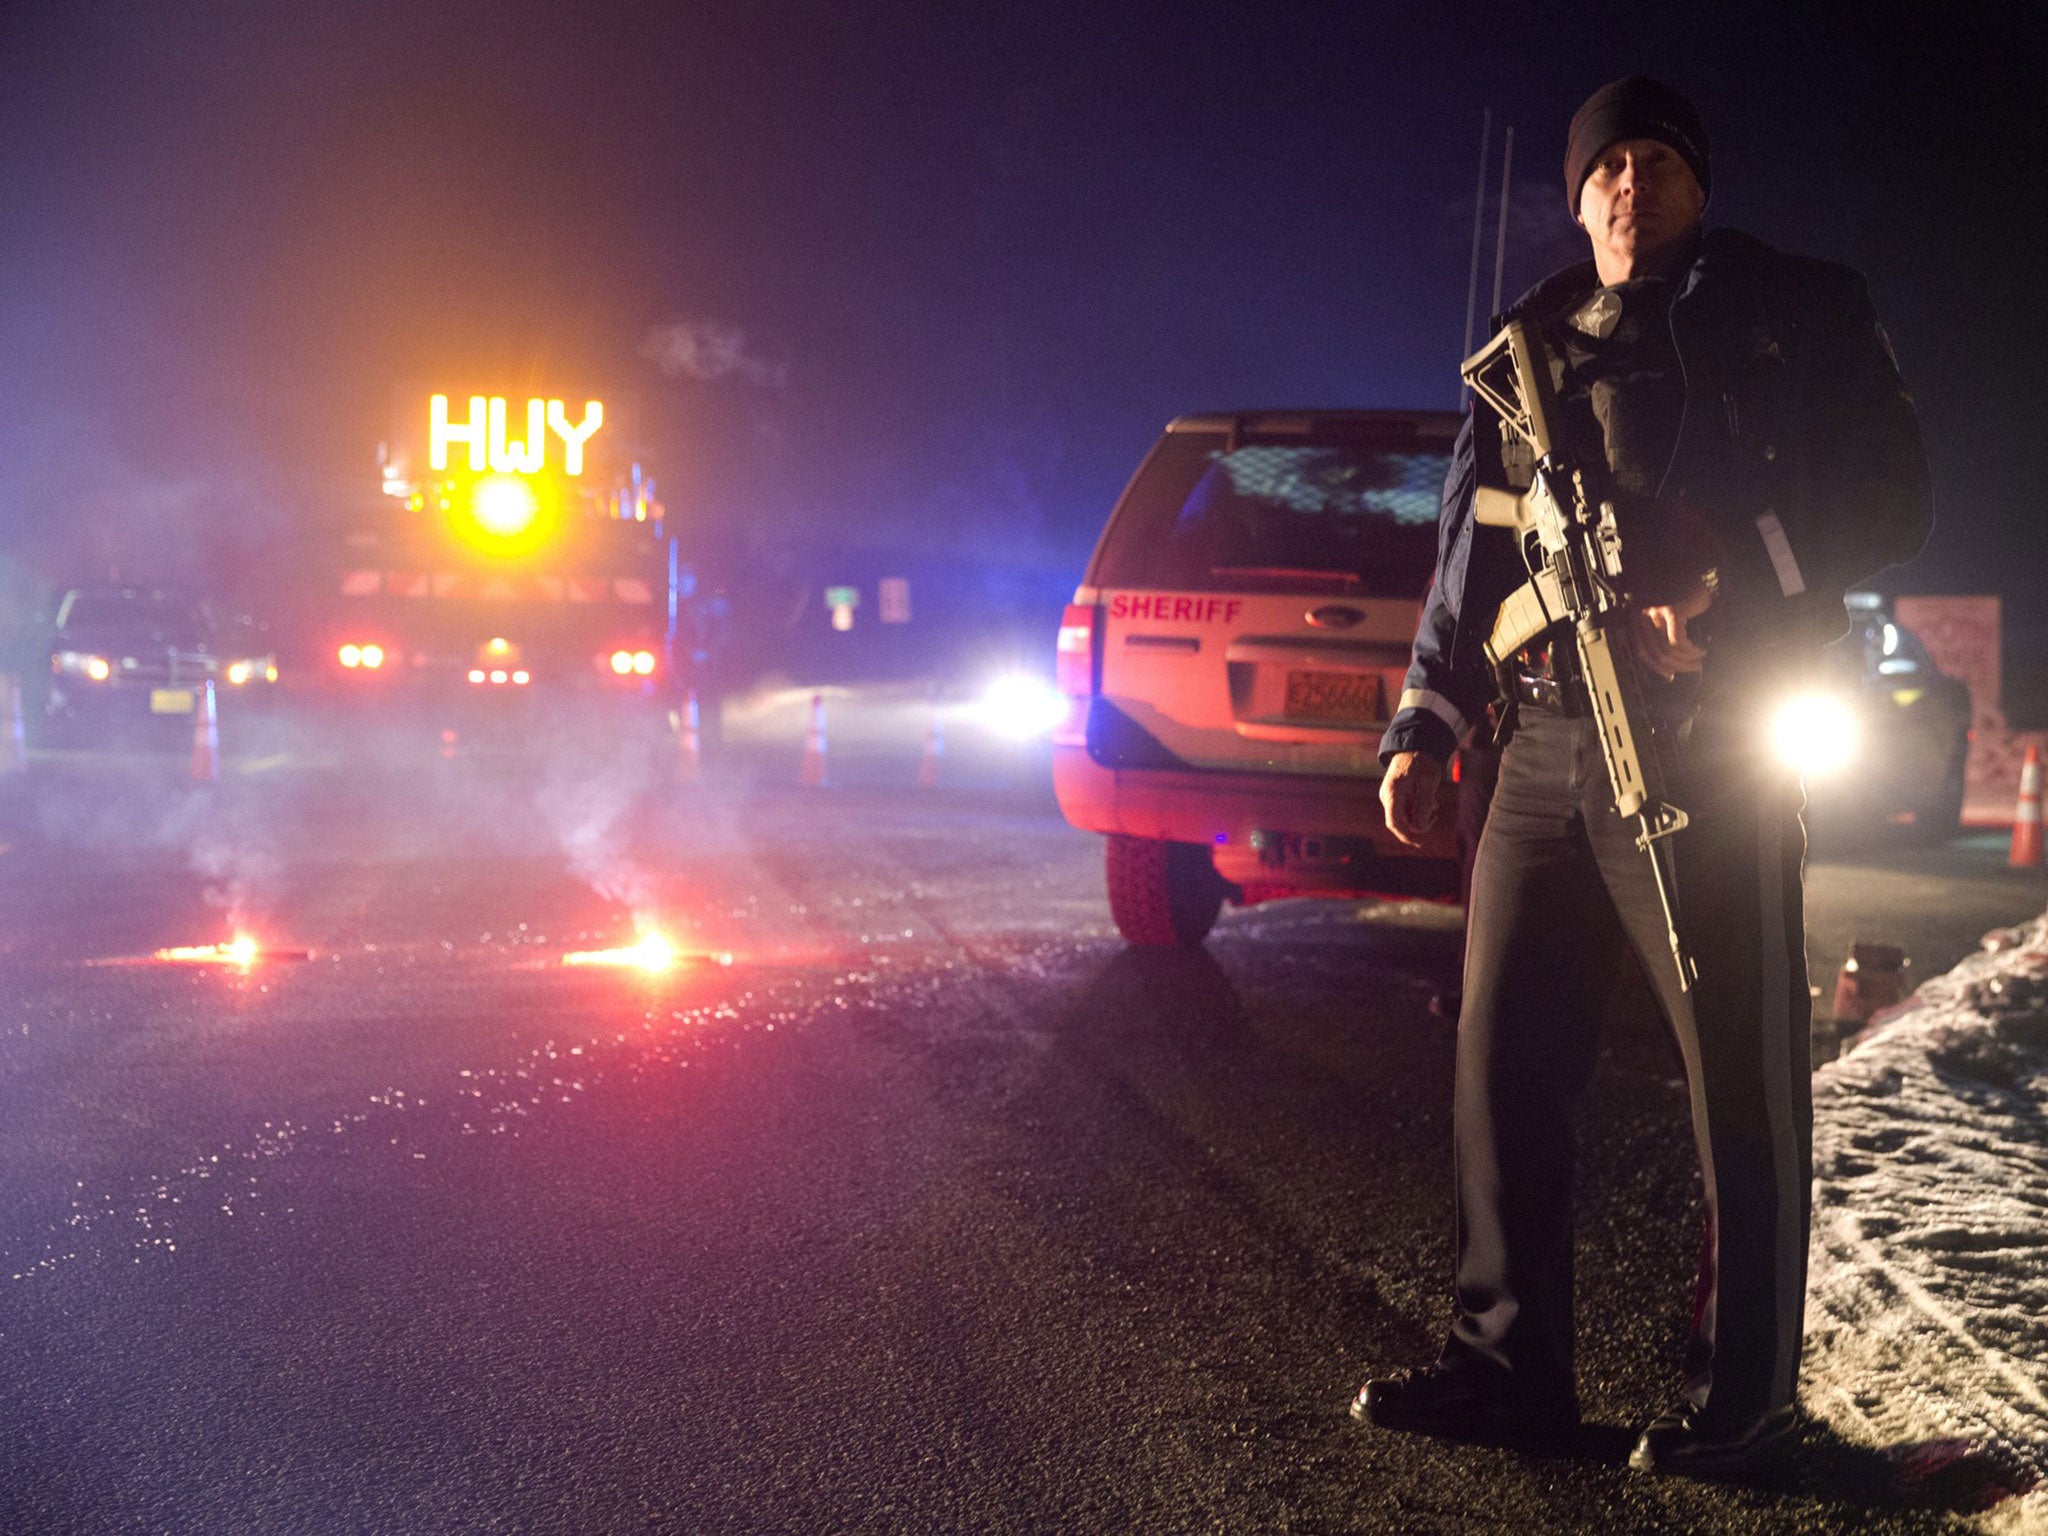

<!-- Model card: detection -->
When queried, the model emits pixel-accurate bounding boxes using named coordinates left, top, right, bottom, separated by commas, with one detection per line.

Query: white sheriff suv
left=1053, top=409, right=1466, bottom=946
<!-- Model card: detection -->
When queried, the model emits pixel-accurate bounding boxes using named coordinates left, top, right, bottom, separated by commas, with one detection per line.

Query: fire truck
left=306, top=387, right=686, bottom=743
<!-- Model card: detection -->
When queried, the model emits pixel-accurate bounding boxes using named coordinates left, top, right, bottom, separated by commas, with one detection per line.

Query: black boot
left=1352, top=1360, right=1579, bottom=1446
left=1629, top=1402, right=1799, bottom=1477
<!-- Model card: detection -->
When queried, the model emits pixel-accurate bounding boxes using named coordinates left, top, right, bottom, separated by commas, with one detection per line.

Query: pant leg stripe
left=1755, top=795, right=1805, bottom=1407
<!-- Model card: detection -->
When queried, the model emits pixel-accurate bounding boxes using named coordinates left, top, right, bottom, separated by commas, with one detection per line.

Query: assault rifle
left=1461, top=318, right=1697, bottom=991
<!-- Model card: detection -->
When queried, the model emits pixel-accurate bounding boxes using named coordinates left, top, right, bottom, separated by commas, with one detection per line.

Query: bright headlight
left=1769, top=693, right=1859, bottom=775
left=54, top=650, right=113, bottom=681
left=979, top=673, right=1069, bottom=740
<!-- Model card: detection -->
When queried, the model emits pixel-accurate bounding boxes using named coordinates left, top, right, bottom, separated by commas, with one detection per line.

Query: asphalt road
left=0, top=732, right=2040, bottom=1534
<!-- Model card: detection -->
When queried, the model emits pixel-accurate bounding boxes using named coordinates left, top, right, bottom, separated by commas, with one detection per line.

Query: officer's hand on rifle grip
left=1631, top=578, right=1714, bottom=680
left=1381, top=750, right=1444, bottom=848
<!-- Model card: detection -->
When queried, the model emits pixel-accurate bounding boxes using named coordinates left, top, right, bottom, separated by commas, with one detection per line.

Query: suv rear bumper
left=1053, top=742, right=1461, bottom=899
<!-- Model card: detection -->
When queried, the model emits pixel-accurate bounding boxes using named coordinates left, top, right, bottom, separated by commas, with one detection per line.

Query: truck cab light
left=472, top=476, right=540, bottom=538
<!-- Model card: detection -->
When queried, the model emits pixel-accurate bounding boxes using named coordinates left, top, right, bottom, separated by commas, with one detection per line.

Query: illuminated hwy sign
left=428, top=395, right=606, bottom=475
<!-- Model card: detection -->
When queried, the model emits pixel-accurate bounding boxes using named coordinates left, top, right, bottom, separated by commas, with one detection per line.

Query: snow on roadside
left=1806, top=907, right=2048, bottom=1533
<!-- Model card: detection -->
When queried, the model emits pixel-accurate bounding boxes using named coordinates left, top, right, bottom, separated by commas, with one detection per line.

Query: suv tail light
left=1056, top=603, right=1097, bottom=698
left=1054, top=602, right=1098, bottom=747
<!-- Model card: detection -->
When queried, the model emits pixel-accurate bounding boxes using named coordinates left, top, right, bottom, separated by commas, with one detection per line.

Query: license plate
left=150, top=689, right=195, bottom=715
left=1284, top=670, right=1380, bottom=724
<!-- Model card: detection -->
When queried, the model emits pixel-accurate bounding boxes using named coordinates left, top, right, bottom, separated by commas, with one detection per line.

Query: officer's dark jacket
left=1381, top=227, right=1933, bottom=764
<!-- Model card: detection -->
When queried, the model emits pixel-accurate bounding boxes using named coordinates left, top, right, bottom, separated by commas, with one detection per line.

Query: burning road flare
left=560, top=931, right=734, bottom=973
left=148, top=936, right=311, bottom=966
left=562, top=932, right=682, bottom=973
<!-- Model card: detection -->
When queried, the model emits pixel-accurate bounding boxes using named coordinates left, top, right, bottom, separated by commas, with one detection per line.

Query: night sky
left=2, top=1, right=2042, bottom=671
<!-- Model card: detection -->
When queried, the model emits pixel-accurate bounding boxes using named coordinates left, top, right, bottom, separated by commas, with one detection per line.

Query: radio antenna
left=1460, top=108, right=1492, bottom=404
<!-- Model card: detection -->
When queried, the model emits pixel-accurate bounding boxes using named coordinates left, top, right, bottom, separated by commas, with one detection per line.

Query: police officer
left=1356, top=77, right=1931, bottom=1476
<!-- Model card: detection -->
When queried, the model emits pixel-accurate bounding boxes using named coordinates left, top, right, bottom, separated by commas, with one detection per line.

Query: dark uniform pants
left=1450, top=702, right=1812, bottom=1421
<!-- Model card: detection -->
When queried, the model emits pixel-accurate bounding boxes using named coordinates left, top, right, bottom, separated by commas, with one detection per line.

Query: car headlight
left=978, top=673, right=1070, bottom=740
left=1768, top=692, right=1859, bottom=775
left=224, top=656, right=275, bottom=686
left=53, top=650, right=114, bottom=682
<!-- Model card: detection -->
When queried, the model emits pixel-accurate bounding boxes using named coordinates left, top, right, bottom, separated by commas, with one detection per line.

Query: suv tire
left=1911, top=729, right=1968, bottom=843
left=1105, top=834, right=1227, bottom=947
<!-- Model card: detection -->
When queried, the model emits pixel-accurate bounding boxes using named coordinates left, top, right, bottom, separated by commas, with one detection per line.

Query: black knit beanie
left=1564, top=76, right=1710, bottom=211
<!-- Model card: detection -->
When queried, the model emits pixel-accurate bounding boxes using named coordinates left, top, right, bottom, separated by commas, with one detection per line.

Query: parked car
left=40, top=585, right=276, bottom=744
left=1777, top=593, right=1972, bottom=841
left=1051, top=409, right=1466, bottom=946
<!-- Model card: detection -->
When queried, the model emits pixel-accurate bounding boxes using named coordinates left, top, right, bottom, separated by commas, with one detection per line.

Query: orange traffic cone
left=1, top=675, right=24, bottom=776
left=916, top=708, right=944, bottom=788
left=675, top=690, right=703, bottom=785
left=190, top=678, right=220, bottom=782
left=2011, top=744, right=2043, bottom=868
left=799, top=692, right=828, bottom=787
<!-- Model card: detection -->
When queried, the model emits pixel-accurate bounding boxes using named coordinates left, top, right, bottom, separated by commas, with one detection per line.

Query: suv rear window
left=1091, top=425, right=1451, bottom=597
